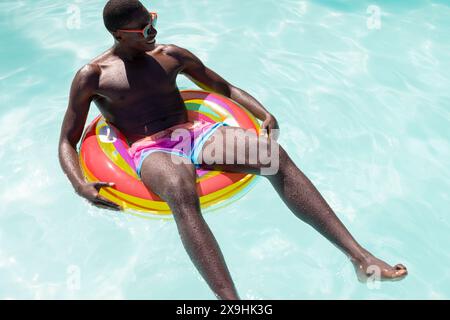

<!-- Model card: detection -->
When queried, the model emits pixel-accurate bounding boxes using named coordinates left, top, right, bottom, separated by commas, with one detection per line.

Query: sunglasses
left=117, top=12, right=158, bottom=38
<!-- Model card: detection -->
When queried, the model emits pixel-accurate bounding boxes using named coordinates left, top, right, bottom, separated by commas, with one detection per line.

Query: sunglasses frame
left=117, top=12, right=158, bottom=38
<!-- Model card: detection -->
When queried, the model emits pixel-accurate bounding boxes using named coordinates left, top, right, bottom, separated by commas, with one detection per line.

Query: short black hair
left=103, top=0, right=146, bottom=32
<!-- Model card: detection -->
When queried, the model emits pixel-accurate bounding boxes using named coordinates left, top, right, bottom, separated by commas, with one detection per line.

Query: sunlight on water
left=0, top=0, right=449, bottom=299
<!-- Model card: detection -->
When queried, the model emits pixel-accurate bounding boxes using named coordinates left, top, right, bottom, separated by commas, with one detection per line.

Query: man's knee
left=157, top=175, right=199, bottom=206
left=232, top=133, right=281, bottom=168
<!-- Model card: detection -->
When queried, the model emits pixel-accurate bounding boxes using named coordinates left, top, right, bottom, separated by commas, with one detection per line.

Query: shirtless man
left=58, top=0, right=407, bottom=300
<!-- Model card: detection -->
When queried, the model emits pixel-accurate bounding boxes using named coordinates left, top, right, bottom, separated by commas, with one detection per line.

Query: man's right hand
left=76, top=182, right=122, bottom=211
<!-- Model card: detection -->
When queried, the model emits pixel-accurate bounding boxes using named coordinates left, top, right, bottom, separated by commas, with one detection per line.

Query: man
left=58, top=0, right=407, bottom=300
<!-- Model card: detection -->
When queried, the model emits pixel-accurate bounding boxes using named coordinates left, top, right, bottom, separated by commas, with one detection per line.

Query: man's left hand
left=261, top=113, right=280, bottom=140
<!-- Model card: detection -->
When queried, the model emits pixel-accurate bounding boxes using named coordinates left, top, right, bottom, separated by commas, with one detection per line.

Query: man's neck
left=112, top=42, right=147, bottom=61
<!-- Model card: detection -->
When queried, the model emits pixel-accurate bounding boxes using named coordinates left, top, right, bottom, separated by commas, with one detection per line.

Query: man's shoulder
left=73, top=63, right=101, bottom=91
left=161, top=44, right=190, bottom=59
left=163, top=43, right=184, bottom=52
left=76, top=49, right=114, bottom=81
left=78, top=63, right=101, bottom=76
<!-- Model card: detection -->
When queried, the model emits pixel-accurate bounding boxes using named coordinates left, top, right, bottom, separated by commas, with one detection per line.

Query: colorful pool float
left=79, top=90, right=260, bottom=217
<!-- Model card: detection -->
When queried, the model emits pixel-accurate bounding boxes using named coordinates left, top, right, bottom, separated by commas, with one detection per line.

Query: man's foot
left=352, top=254, right=408, bottom=282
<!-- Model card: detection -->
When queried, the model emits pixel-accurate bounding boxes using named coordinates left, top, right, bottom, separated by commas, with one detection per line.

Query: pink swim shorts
left=128, top=120, right=226, bottom=177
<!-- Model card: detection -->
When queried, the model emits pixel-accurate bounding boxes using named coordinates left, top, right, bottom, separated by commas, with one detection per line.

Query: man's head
left=103, top=0, right=157, bottom=50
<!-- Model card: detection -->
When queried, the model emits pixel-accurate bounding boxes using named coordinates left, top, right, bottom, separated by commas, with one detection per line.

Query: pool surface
left=0, top=0, right=449, bottom=299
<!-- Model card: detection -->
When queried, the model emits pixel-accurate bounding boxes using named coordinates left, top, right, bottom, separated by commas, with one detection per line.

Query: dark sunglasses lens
left=143, top=25, right=151, bottom=38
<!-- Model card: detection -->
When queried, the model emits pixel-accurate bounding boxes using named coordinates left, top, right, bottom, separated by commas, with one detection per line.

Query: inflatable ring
left=79, top=90, right=260, bottom=218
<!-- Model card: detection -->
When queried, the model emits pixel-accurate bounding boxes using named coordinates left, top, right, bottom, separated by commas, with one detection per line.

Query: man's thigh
left=139, top=151, right=197, bottom=199
left=195, top=126, right=279, bottom=175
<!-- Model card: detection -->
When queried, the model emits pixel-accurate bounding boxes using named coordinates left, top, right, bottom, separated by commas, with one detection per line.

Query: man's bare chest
left=96, top=54, right=182, bottom=100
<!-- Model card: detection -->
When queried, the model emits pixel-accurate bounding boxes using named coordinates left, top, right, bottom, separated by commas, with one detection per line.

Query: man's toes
left=394, top=263, right=407, bottom=270
left=392, top=265, right=408, bottom=278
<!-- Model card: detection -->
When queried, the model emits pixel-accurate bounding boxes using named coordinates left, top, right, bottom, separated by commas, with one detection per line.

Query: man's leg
left=197, top=126, right=407, bottom=281
left=140, top=152, right=239, bottom=299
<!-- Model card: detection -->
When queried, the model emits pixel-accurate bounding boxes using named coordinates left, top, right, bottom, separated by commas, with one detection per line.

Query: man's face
left=114, top=7, right=158, bottom=51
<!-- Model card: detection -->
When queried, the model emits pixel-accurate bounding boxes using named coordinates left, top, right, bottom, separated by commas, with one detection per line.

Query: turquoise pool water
left=1, top=0, right=449, bottom=299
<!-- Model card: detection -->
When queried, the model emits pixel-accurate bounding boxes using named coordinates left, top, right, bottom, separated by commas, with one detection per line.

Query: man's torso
left=89, top=44, right=188, bottom=144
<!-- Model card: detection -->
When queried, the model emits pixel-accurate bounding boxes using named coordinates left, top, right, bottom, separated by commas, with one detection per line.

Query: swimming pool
left=0, top=0, right=449, bottom=299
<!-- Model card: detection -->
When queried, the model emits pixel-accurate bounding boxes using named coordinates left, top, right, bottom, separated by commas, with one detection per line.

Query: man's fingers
left=94, top=181, right=115, bottom=190
left=95, top=196, right=122, bottom=211
left=260, top=123, right=267, bottom=130
left=95, top=181, right=115, bottom=187
left=87, top=182, right=121, bottom=211
left=95, top=202, right=121, bottom=211
left=260, top=120, right=269, bottom=130
left=259, top=125, right=269, bottom=137
left=94, top=203, right=120, bottom=211
left=93, top=203, right=117, bottom=211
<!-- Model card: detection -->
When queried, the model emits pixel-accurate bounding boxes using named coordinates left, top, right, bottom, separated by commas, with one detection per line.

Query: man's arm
left=58, top=64, right=121, bottom=211
left=168, top=45, right=279, bottom=137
